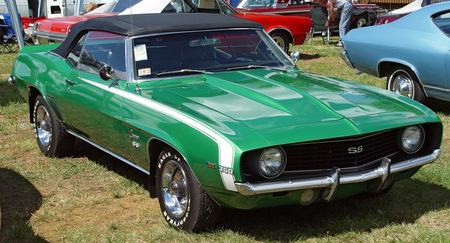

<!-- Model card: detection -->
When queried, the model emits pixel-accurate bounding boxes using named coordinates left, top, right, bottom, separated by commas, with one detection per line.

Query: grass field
left=0, top=40, right=449, bottom=242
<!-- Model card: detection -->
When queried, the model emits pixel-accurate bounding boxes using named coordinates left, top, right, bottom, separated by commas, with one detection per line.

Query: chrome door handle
left=65, top=79, right=77, bottom=85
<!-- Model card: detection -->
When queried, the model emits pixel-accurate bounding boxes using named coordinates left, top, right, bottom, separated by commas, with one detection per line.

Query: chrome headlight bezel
left=257, top=147, right=287, bottom=179
left=400, top=125, right=425, bottom=154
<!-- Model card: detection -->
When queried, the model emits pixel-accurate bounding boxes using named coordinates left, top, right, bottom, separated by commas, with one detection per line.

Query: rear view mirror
left=189, top=38, right=221, bottom=47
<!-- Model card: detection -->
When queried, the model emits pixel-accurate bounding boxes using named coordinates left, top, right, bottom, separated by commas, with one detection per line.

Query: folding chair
left=310, top=6, right=338, bottom=45
left=0, top=14, right=20, bottom=54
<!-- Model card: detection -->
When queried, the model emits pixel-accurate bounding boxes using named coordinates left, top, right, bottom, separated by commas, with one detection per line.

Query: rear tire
left=33, top=95, right=73, bottom=157
left=386, top=67, right=425, bottom=102
left=156, top=149, right=222, bottom=231
left=270, top=31, right=289, bottom=53
left=351, top=15, right=368, bottom=29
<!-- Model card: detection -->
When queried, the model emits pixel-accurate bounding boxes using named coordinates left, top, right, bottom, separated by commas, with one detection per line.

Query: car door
left=63, top=31, right=130, bottom=157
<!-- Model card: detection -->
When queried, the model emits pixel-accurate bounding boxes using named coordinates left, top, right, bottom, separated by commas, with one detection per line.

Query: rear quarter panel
left=344, top=19, right=449, bottom=86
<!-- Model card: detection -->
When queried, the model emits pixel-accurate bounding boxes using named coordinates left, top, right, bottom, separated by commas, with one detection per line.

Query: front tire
left=33, top=95, right=73, bottom=157
left=156, top=149, right=222, bottom=231
left=386, top=67, right=425, bottom=102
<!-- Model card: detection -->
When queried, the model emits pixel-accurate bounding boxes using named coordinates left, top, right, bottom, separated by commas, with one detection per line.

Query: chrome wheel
left=161, top=159, right=188, bottom=218
left=356, top=17, right=368, bottom=28
left=272, top=36, right=286, bottom=49
left=387, top=67, right=425, bottom=102
left=270, top=32, right=289, bottom=53
left=156, top=150, right=222, bottom=231
left=35, top=104, right=52, bottom=147
left=391, top=72, right=414, bottom=98
left=33, top=95, right=74, bottom=157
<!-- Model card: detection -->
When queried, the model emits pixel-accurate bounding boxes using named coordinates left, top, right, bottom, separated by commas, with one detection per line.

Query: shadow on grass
left=423, top=98, right=450, bottom=116
left=0, top=168, right=48, bottom=242
left=299, top=53, right=321, bottom=61
left=219, top=179, right=450, bottom=241
left=0, top=81, right=24, bottom=107
left=74, top=141, right=150, bottom=191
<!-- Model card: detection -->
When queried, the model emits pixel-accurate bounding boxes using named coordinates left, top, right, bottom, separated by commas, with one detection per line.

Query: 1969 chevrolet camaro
left=9, top=13, right=442, bottom=231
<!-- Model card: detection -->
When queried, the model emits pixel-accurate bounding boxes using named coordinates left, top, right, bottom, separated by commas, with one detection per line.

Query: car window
left=162, top=0, right=185, bottom=13
left=66, top=34, right=86, bottom=68
left=177, top=0, right=238, bottom=14
left=433, top=11, right=450, bottom=36
left=77, top=31, right=127, bottom=80
left=216, top=0, right=238, bottom=14
left=423, top=0, right=447, bottom=7
left=132, top=29, right=290, bottom=80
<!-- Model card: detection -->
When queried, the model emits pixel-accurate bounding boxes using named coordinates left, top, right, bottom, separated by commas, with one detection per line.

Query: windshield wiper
left=227, top=65, right=287, bottom=72
left=156, top=69, right=212, bottom=77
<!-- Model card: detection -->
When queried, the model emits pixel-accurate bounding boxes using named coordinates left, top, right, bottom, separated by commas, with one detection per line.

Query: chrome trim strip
left=235, top=149, right=441, bottom=196
left=264, top=10, right=310, bottom=14
left=35, top=30, right=68, bottom=41
left=423, top=84, right=450, bottom=93
left=67, top=130, right=150, bottom=175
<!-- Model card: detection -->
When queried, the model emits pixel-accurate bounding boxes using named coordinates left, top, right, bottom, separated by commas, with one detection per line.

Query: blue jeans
left=339, top=2, right=354, bottom=42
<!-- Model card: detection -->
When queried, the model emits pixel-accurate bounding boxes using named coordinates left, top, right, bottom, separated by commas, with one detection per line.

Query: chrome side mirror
left=290, top=50, right=300, bottom=63
left=100, top=65, right=115, bottom=81
left=99, top=65, right=120, bottom=86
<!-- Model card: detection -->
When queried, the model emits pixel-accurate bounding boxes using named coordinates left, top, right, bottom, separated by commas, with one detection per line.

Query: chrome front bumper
left=235, top=149, right=441, bottom=198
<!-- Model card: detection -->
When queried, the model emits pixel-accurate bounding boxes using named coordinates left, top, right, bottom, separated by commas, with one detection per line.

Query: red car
left=236, top=0, right=383, bottom=29
left=32, top=0, right=312, bottom=52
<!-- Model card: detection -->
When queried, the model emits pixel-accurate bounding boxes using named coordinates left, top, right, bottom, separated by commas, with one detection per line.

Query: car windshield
left=132, top=29, right=293, bottom=80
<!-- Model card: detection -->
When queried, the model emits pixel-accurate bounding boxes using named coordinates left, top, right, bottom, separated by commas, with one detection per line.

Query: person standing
left=325, top=0, right=354, bottom=46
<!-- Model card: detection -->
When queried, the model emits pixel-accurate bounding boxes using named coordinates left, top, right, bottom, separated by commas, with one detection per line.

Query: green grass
left=0, top=42, right=449, bottom=242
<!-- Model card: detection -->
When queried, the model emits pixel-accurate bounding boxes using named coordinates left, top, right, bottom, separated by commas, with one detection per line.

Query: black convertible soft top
left=52, top=13, right=263, bottom=57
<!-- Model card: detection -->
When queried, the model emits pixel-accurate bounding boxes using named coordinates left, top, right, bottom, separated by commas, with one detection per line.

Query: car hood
left=143, top=69, right=435, bottom=146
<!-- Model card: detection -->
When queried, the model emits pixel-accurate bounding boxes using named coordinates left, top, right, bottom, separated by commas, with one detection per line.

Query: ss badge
left=348, top=145, right=363, bottom=154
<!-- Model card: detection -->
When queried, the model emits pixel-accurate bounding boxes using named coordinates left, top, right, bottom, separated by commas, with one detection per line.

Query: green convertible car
left=9, top=13, right=443, bottom=231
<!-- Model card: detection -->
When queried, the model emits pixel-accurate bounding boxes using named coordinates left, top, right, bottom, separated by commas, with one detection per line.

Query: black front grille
left=281, top=130, right=398, bottom=171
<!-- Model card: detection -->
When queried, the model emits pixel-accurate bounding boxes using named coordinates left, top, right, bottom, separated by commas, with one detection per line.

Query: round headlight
left=258, top=147, right=286, bottom=179
left=401, top=126, right=425, bottom=154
